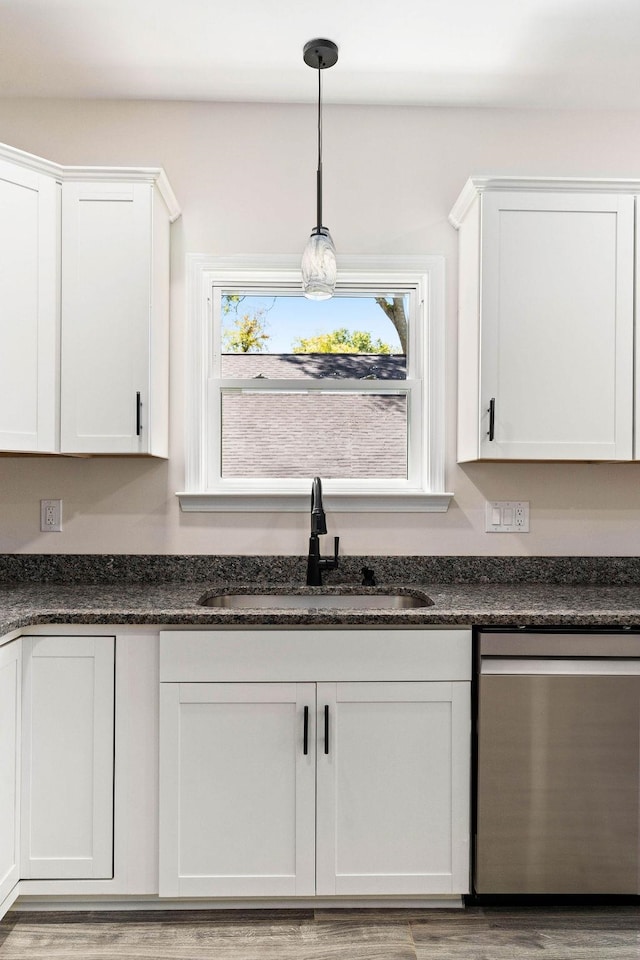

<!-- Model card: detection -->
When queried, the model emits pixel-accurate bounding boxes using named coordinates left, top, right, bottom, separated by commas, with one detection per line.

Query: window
left=179, top=255, right=451, bottom=512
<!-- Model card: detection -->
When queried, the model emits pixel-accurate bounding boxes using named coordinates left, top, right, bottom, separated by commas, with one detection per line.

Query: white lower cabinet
left=0, top=640, right=21, bottom=909
left=159, top=629, right=471, bottom=900
left=20, top=636, right=115, bottom=879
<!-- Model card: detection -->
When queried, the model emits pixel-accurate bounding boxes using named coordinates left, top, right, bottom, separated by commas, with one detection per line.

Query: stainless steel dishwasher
left=475, top=629, right=640, bottom=895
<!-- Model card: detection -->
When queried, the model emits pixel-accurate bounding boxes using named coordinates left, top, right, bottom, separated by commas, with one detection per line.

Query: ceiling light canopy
left=301, top=38, right=338, bottom=301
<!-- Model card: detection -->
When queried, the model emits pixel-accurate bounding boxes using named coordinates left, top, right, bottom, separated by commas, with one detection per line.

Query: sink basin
left=199, top=592, right=432, bottom=610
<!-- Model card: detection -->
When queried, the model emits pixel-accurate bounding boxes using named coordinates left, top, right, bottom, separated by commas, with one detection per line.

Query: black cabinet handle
left=303, top=705, right=309, bottom=755
left=324, top=704, right=329, bottom=755
left=136, top=392, right=142, bottom=436
left=488, top=397, right=495, bottom=441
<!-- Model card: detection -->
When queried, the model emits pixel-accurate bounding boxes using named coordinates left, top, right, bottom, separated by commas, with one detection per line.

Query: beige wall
left=0, top=98, right=639, bottom=556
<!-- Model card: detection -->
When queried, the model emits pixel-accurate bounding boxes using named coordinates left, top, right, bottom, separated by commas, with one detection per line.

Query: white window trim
left=177, top=254, right=452, bottom=512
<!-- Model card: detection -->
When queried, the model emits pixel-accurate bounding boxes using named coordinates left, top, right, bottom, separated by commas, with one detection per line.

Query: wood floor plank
left=412, top=926, right=545, bottom=954
left=0, top=911, right=417, bottom=960
left=412, top=924, right=640, bottom=960
left=314, top=908, right=465, bottom=922
left=3, top=908, right=315, bottom=924
left=486, top=905, right=640, bottom=930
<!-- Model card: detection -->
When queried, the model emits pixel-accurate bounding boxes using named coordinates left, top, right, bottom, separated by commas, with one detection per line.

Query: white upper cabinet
left=0, top=141, right=180, bottom=457
left=0, top=157, right=59, bottom=453
left=60, top=178, right=174, bottom=455
left=450, top=180, right=636, bottom=461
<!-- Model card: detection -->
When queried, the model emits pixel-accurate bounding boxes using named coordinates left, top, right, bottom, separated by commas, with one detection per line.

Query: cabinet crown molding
left=449, top=175, right=640, bottom=229
left=0, top=140, right=181, bottom=222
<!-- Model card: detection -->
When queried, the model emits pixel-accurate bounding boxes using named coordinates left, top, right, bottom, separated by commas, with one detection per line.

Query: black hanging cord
left=316, top=60, right=323, bottom=230
left=317, top=60, right=322, bottom=169
left=303, top=39, right=338, bottom=233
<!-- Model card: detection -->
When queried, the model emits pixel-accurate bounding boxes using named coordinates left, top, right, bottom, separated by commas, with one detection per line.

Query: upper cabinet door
left=60, top=180, right=170, bottom=455
left=454, top=186, right=635, bottom=461
left=480, top=191, right=634, bottom=460
left=0, top=160, right=58, bottom=452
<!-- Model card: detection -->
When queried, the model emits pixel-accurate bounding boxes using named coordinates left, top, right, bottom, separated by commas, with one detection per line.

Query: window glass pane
left=220, top=293, right=407, bottom=380
left=220, top=391, right=408, bottom=479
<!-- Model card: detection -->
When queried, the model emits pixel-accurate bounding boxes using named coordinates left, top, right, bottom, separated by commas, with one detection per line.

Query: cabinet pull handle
left=136, top=392, right=142, bottom=436
left=324, top=704, right=329, bottom=755
left=303, top=705, right=309, bottom=755
left=488, top=397, right=495, bottom=441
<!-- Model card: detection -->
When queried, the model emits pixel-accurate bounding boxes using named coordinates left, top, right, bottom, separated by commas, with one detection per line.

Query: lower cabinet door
left=21, top=636, right=115, bottom=879
left=315, top=681, right=470, bottom=896
left=159, top=682, right=316, bottom=897
left=0, top=641, right=21, bottom=905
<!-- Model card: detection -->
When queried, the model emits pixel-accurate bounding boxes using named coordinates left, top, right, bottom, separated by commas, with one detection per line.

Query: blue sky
left=222, top=295, right=404, bottom=353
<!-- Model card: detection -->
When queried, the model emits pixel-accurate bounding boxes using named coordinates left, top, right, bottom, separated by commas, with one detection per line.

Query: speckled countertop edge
left=2, top=580, right=640, bottom=634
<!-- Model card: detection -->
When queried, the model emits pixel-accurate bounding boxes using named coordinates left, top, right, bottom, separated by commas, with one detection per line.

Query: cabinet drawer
left=159, top=629, right=471, bottom=682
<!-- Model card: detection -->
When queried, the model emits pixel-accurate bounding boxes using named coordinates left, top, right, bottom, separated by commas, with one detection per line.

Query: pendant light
left=301, top=38, right=339, bottom=300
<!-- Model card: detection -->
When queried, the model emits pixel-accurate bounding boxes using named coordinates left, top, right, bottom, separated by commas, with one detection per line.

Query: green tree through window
left=292, top=327, right=393, bottom=354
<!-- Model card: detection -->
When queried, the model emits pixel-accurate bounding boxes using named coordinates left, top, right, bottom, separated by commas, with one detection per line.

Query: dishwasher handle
left=480, top=632, right=640, bottom=658
left=481, top=658, right=640, bottom=676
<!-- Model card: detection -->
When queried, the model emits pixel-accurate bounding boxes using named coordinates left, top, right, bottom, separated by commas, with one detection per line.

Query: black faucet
left=306, top=477, right=339, bottom=586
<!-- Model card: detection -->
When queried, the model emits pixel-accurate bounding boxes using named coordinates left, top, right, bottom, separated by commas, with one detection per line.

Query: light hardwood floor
left=1, top=906, right=639, bottom=959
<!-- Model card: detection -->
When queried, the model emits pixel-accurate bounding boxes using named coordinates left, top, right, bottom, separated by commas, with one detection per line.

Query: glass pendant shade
left=301, top=227, right=337, bottom=300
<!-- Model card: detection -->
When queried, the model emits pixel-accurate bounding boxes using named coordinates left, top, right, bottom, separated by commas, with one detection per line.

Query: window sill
left=176, top=491, right=454, bottom=513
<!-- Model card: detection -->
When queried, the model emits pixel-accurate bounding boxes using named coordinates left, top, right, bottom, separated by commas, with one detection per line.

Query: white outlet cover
left=485, top=500, right=529, bottom=533
left=40, top=499, right=62, bottom=532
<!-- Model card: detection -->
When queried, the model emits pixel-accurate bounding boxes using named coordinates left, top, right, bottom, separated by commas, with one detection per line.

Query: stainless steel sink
left=199, top=592, right=432, bottom=610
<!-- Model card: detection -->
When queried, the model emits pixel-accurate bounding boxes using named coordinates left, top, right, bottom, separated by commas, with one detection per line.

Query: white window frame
left=177, top=254, right=452, bottom=512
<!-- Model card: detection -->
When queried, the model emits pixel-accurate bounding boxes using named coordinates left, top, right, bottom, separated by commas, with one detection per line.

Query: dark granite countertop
left=2, top=579, right=640, bottom=634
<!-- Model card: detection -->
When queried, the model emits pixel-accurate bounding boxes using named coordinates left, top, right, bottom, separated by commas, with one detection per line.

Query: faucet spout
left=306, top=477, right=339, bottom=585
left=310, top=476, right=327, bottom=535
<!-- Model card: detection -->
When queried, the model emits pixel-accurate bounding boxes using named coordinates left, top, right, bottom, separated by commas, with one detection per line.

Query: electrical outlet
left=40, top=499, right=62, bottom=532
left=485, top=500, right=529, bottom=533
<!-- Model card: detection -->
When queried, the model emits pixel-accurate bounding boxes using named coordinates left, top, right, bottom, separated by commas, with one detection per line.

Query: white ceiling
left=1, top=0, right=639, bottom=108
